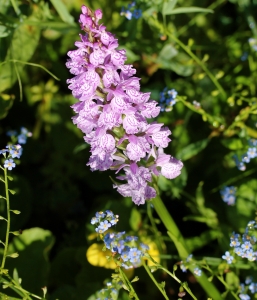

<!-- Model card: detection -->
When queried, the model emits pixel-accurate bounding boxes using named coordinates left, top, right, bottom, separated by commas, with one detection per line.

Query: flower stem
left=151, top=195, right=223, bottom=300
left=119, top=268, right=140, bottom=300
left=168, top=34, right=226, bottom=100
left=1, top=168, right=11, bottom=270
left=142, top=260, right=169, bottom=300
left=158, top=265, right=197, bottom=300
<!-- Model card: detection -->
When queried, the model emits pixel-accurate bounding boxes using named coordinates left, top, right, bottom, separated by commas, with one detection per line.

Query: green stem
left=151, top=195, right=223, bottom=300
left=168, top=34, right=226, bottom=99
left=119, top=268, right=140, bottom=300
left=1, top=168, right=11, bottom=270
left=142, top=260, right=169, bottom=300
left=10, top=0, right=21, bottom=16
left=158, top=265, right=197, bottom=300
left=216, top=275, right=240, bottom=300
left=146, top=202, right=166, bottom=263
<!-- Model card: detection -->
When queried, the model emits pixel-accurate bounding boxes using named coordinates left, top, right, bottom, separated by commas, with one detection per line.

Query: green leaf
left=8, top=189, right=16, bottom=195
left=221, top=138, right=244, bottom=150
left=163, top=6, right=213, bottom=15
left=176, top=138, right=210, bottom=161
left=8, top=252, right=19, bottom=258
left=49, top=0, right=75, bottom=24
left=162, top=0, right=178, bottom=16
left=159, top=44, right=178, bottom=60
left=13, top=268, right=21, bottom=286
left=10, top=210, right=21, bottom=214
left=10, top=231, right=20, bottom=236
left=7, top=175, right=13, bottom=181
left=0, top=93, right=14, bottom=119
left=129, top=208, right=141, bottom=231
left=228, top=179, right=257, bottom=229
left=0, top=10, right=41, bottom=93
left=7, top=228, right=55, bottom=293
left=23, top=20, right=77, bottom=30
left=185, top=230, right=221, bottom=252
left=226, top=272, right=239, bottom=289
left=131, top=276, right=139, bottom=283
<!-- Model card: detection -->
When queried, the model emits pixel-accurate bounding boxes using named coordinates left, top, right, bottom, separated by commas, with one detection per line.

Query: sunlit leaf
left=129, top=208, right=141, bottom=231
left=50, top=0, right=75, bottom=24
left=162, top=0, right=178, bottom=15
left=164, top=6, right=213, bottom=15
left=176, top=138, right=210, bottom=160
left=0, top=11, right=41, bottom=93
left=221, top=138, right=244, bottom=150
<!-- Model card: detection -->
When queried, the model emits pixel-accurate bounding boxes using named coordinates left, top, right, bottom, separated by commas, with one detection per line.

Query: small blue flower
left=247, top=147, right=257, bottom=159
left=193, top=267, right=202, bottom=277
left=249, top=282, right=257, bottom=293
left=159, top=88, right=177, bottom=112
left=220, top=186, right=236, bottom=205
left=245, top=276, right=253, bottom=285
left=91, top=217, right=99, bottom=225
left=234, top=155, right=246, bottom=171
left=234, top=247, right=244, bottom=257
left=121, top=247, right=131, bottom=262
left=140, top=243, right=149, bottom=252
left=133, top=9, right=142, bottom=19
left=10, top=146, right=22, bottom=159
left=120, top=8, right=133, bottom=20
left=110, top=217, right=119, bottom=225
left=0, top=149, right=8, bottom=155
left=186, top=254, right=193, bottom=262
left=95, top=211, right=106, bottom=219
left=244, top=249, right=256, bottom=261
left=222, top=251, right=234, bottom=264
left=249, top=139, right=257, bottom=147
left=241, top=241, right=252, bottom=251
left=129, top=247, right=142, bottom=259
left=125, top=236, right=138, bottom=242
left=17, top=134, right=27, bottom=144
left=249, top=38, right=257, bottom=52
left=180, top=263, right=187, bottom=272
left=105, top=210, right=114, bottom=218
left=4, top=159, right=16, bottom=170
left=230, top=237, right=240, bottom=247
left=239, top=294, right=250, bottom=300
left=128, top=1, right=136, bottom=9
left=96, top=220, right=112, bottom=233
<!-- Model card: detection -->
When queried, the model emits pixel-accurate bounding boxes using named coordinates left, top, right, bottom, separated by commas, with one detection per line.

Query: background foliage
left=0, top=0, right=257, bottom=299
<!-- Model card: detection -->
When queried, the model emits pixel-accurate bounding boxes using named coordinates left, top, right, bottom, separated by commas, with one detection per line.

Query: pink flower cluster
left=66, top=6, right=183, bottom=205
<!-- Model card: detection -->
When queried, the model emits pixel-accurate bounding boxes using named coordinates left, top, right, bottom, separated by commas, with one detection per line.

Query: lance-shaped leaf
left=0, top=10, right=41, bottom=93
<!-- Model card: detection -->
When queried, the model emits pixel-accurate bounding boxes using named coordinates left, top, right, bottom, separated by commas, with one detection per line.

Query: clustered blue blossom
left=159, top=88, right=177, bottom=112
left=91, top=210, right=149, bottom=269
left=120, top=1, right=142, bottom=20
left=239, top=276, right=257, bottom=300
left=220, top=186, right=237, bottom=205
left=223, top=220, right=257, bottom=264
left=91, top=210, right=119, bottom=233
left=0, top=128, right=32, bottom=171
left=234, top=139, right=257, bottom=171
left=179, top=254, right=202, bottom=277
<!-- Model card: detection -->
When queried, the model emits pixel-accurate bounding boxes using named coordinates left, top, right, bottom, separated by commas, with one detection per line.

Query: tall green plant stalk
left=119, top=268, right=140, bottom=300
left=0, top=167, right=11, bottom=271
left=151, top=195, right=223, bottom=300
